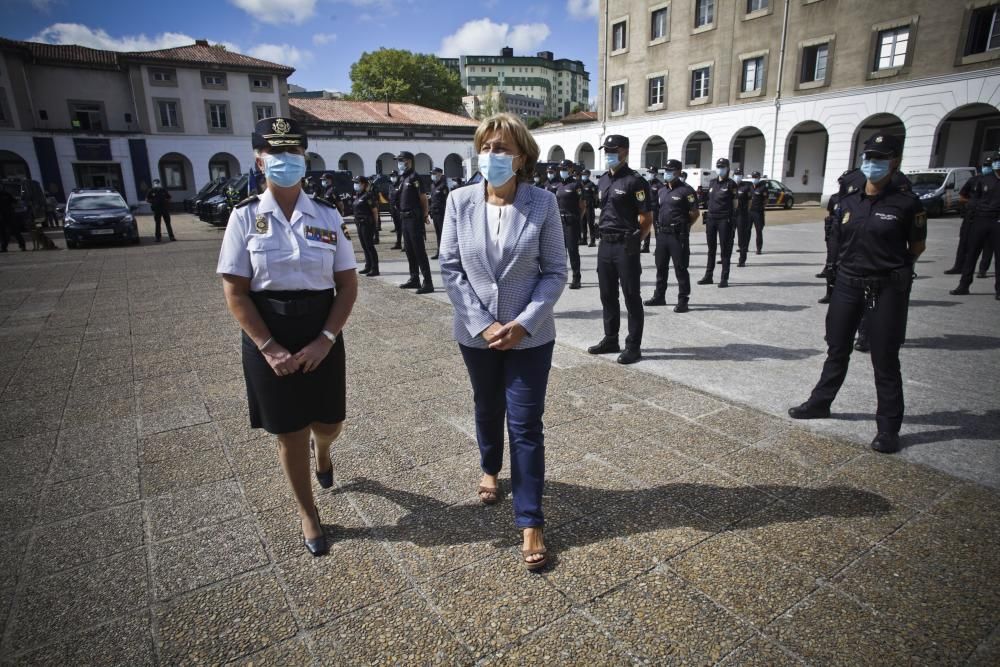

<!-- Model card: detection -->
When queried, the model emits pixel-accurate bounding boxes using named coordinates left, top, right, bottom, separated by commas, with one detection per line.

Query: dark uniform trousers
left=392, top=208, right=403, bottom=247
left=750, top=209, right=765, bottom=253
left=652, top=227, right=691, bottom=299
left=952, top=213, right=992, bottom=274
left=959, top=217, right=1000, bottom=292
left=355, top=218, right=379, bottom=273
left=809, top=272, right=911, bottom=433
left=561, top=212, right=581, bottom=280
left=581, top=207, right=596, bottom=244
left=431, top=211, right=445, bottom=253
left=597, top=236, right=643, bottom=349
left=153, top=208, right=174, bottom=240
left=735, top=207, right=752, bottom=257
left=704, top=214, right=734, bottom=279
left=401, top=210, right=433, bottom=283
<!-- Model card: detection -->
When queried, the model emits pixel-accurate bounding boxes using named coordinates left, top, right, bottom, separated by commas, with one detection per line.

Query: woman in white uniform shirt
left=217, top=117, right=358, bottom=556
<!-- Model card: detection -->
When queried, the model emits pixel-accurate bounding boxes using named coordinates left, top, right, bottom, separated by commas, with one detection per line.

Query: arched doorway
left=681, top=131, right=713, bottom=172
left=575, top=142, right=595, bottom=169
left=376, top=152, right=395, bottom=175
left=930, top=103, right=1000, bottom=168
left=157, top=152, right=195, bottom=198
left=852, top=113, right=905, bottom=167
left=338, top=152, right=363, bottom=176
left=306, top=152, right=326, bottom=172
left=414, top=153, right=433, bottom=173
left=443, top=153, right=463, bottom=178
left=641, top=136, right=668, bottom=168
left=0, top=150, right=29, bottom=179
left=784, top=121, right=829, bottom=199
left=729, top=127, right=766, bottom=175
left=548, top=145, right=565, bottom=162
left=208, top=152, right=240, bottom=181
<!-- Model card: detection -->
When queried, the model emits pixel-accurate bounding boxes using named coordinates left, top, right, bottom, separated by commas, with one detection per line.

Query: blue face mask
left=992, top=161, right=1000, bottom=172
left=479, top=153, right=516, bottom=186
left=606, top=153, right=620, bottom=169
left=560, top=170, right=570, bottom=180
left=662, top=171, right=676, bottom=183
left=718, top=167, right=728, bottom=178
left=860, top=158, right=891, bottom=183
left=262, top=152, right=306, bottom=188
left=397, top=161, right=407, bottom=173
left=982, top=165, right=993, bottom=175
left=752, top=178, right=760, bottom=185
left=734, top=175, right=743, bottom=183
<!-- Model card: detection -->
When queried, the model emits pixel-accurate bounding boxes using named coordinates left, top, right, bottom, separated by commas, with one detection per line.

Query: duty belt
left=251, top=289, right=334, bottom=317
left=400, top=209, right=421, bottom=218
left=600, top=231, right=628, bottom=242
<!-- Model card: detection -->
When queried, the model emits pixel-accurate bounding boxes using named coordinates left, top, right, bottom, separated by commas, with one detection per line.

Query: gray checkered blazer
left=439, top=181, right=567, bottom=349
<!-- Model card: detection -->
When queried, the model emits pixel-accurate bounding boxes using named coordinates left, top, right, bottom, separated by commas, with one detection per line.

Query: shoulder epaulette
left=234, top=194, right=259, bottom=209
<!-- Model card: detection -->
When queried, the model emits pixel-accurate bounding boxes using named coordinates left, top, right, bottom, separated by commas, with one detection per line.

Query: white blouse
left=485, top=203, right=510, bottom=271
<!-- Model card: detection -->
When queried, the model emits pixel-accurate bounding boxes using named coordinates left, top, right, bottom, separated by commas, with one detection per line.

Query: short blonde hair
left=473, top=113, right=539, bottom=183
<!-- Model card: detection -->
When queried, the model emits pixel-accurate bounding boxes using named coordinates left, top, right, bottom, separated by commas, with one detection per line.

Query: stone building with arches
left=532, top=0, right=1000, bottom=204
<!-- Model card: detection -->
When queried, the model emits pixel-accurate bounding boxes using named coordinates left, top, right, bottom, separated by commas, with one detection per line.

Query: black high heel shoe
left=303, top=505, right=328, bottom=557
left=310, top=438, right=333, bottom=489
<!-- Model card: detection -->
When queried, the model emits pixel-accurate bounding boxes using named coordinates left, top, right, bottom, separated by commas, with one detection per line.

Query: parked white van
left=906, top=167, right=977, bottom=217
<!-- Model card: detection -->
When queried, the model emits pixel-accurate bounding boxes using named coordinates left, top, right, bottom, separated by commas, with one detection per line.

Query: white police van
left=907, top=167, right=977, bottom=217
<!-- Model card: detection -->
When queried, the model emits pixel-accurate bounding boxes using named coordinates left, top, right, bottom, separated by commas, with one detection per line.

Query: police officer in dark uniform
left=554, top=159, right=585, bottom=289
left=0, top=188, right=25, bottom=252
left=319, top=172, right=345, bottom=216
left=789, top=132, right=926, bottom=454
left=951, top=150, right=1000, bottom=299
left=351, top=175, right=380, bottom=277
left=679, top=170, right=688, bottom=184
left=428, top=166, right=449, bottom=260
left=946, top=157, right=994, bottom=277
left=643, top=159, right=698, bottom=313
left=395, top=151, right=434, bottom=294
left=587, top=135, right=653, bottom=364
left=640, top=165, right=662, bottom=254
left=544, top=165, right=561, bottom=194
left=699, top=158, right=737, bottom=287
left=817, top=170, right=852, bottom=304
left=749, top=171, right=767, bottom=256
left=533, top=172, right=545, bottom=188
left=733, top=169, right=753, bottom=266
left=389, top=170, right=403, bottom=250
left=580, top=169, right=598, bottom=246
left=146, top=178, right=175, bottom=242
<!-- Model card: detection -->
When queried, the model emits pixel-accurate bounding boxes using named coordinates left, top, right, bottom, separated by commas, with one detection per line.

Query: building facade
left=532, top=0, right=1000, bottom=201
left=0, top=37, right=479, bottom=209
left=446, top=48, right=590, bottom=118
left=461, top=91, right=545, bottom=120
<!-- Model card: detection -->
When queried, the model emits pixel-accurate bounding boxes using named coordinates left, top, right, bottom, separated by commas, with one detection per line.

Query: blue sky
left=3, top=0, right=599, bottom=98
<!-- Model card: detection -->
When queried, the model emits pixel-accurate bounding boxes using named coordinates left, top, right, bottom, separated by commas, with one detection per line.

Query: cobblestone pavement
left=1, top=214, right=998, bottom=665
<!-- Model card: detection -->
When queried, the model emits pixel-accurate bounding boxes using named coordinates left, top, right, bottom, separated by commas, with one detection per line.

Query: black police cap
left=986, top=153, right=997, bottom=162
left=664, top=159, right=682, bottom=170
left=431, top=167, right=443, bottom=174
left=252, top=116, right=307, bottom=151
left=600, top=135, right=629, bottom=150
left=680, top=170, right=688, bottom=177
left=734, top=168, right=744, bottom=176
left=389, top=170, right=399, bottom=177
left=581, top=169, right=592, bottom=175
left=352, top=175, right=369, bottom=184
left=751, top=170, right=761, bottom=178
left=394, top=151, right=415, bottom=161
left=716, top=157, right=730, bottom=167
left=862, top=132, right=902, bottom=158
left=558, top=159, right=574, bottom=169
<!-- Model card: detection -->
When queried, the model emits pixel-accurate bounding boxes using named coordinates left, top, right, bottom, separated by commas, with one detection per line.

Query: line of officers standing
left=539, top=134, right=769, bottom=365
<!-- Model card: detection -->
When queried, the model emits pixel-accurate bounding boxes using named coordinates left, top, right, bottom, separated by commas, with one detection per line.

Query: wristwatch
left=321, top=329, right=336, bottom=342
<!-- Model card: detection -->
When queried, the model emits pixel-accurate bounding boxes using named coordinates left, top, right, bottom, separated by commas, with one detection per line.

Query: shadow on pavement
left=903, top=334, right=1000, bottom=351
left=727, top=281, right=821, bottom=288
left=641, top=343, right=821, bottom=361
left=829, top=409, right=1000, bottom=449
left=332, top=478, right=893, bottom=547
left=690, top=302, right=810, bottom=312
left=907, top=300, right=960, bottom=308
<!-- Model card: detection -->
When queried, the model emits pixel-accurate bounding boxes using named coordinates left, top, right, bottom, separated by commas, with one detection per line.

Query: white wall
left=786, top=131, right=827, bottom=195
left=306, top=138, right=473, bottom=178
left=29, top=64, right=135, bottom=132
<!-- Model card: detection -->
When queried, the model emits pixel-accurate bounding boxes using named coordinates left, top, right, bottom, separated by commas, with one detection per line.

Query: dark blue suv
left=63, top=189, right=139, bottom=248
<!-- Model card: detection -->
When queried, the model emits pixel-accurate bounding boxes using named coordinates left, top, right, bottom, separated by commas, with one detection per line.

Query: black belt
left=251, top=289, right=334, bottom=317
left=354, top=217, right=372, bottom=223
left=560, top=211, right=580, bottom=222
left=400, top=209, right=422, bottom=218
left=600, top=231, right=629, bottom=242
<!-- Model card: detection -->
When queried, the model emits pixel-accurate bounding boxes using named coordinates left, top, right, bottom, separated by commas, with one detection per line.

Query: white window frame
left=876, top=26, right=910, bottom=70
left=650, top=3, right=671, bottom=45
left=694, top=0, right=715, bottom=31
left=609, top=79, right=627, bottom=116
left=738, top=51, right=767, bottom=97
left=205, top=101, right=232, bottom=133
left=689, top=64, right=712, bottom=104
left=647, top=72, right=666, bottom=109
left=610, top=16, right=629, bottom=55
left=868, top=15, right=919, bottom=80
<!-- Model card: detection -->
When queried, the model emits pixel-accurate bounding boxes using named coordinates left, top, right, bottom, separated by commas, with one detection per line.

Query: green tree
left=475, top=85, right=507, bottom=120
left=348, top=48, right=465, bottom=114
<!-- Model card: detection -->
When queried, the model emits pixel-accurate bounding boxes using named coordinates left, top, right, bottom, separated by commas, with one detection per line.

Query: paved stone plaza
left=0, top=213, right=998, bottom=665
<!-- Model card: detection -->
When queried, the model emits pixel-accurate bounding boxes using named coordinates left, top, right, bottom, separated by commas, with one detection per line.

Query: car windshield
left=908, top=173, right=946, bottom=188
left=69, top=195, right=127, bottom=210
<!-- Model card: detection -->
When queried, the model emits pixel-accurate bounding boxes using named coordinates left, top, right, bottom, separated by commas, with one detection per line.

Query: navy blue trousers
left=459, top=341, right=554, bottom=528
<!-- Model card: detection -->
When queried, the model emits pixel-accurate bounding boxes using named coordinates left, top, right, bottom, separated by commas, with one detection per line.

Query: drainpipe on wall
left=599, top=0, right=609, bottom=148
left=770, top=0, right=791, bottom=179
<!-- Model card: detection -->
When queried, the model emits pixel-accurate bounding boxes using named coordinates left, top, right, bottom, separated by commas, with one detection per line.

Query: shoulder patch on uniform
left=914, top=212, right=927, bottom=229
left=687, top=194, right=695, bottom=203
left=340, top=222, right=351, bottom=240
left=234, top=194, right=259, bottom=209
left=636, top=190, right=646, bottom=202
left=313, top=196, right=337, bottom=210
left=842, top=211, right=851, bottom=225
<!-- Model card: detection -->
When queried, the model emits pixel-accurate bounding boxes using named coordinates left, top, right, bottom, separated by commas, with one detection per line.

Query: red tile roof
left=290, top=98, right=479, bottom=128
left=0, top=38, right=294, bottom=74
left=560, top=111, right=598, bottom=124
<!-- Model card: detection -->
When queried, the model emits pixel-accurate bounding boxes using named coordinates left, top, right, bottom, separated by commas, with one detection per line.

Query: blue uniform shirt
left=216, top=189, right=357, bottom=291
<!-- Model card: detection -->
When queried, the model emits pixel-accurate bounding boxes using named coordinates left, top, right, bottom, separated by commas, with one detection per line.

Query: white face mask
left=390, top=177, right=398, bottom=184
left=397, top=161, right=407, bottom=172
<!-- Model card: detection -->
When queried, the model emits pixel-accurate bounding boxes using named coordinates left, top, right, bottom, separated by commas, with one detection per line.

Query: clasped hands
left=481, top=321, right=527, bottom=351
left=262, top=335, right=333, bottom=376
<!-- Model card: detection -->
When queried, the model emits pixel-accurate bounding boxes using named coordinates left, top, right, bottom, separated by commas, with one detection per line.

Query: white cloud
left=567, top=0, right=598, bottom=20
left=228, top=0, right=316, bottom=25
left=438, top=19, right=551, bottom=58
left=28, top=23, right=225, bottom=52
left=312, top=32, right=337, bottom=46
left=248, top=44, right=310, bottom=67
left=30, top=0, right=56, bottom=11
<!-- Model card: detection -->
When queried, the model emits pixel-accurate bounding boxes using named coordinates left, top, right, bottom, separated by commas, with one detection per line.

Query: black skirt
left=242, top=289, right=346, bottom=434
